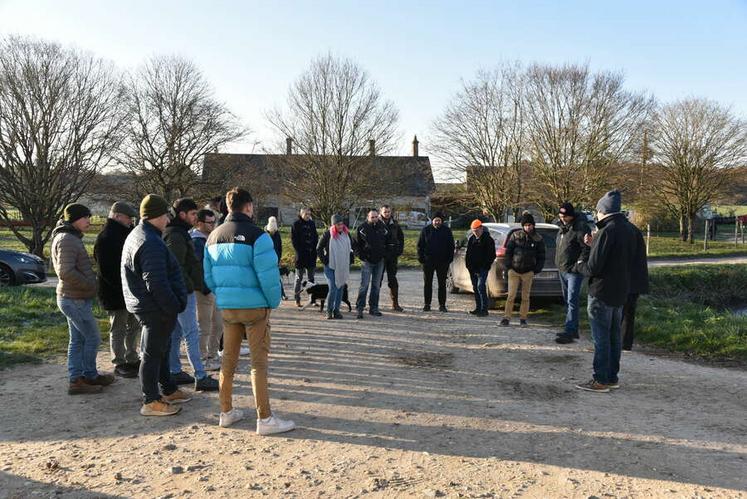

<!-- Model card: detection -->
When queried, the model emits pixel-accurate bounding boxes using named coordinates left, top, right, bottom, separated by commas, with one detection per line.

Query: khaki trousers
left=196, top=292, right=222, bottom=360
left=504, top=269, right=534, bottom=320
left=220, top=308, right=271, bottom=418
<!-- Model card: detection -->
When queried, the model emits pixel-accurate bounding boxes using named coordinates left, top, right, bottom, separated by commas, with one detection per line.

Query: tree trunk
left=687, top=213, right=695, bottom=244
left=679, top=215, right=687, bottom=241
left=30, top=227, right=46, bottom=258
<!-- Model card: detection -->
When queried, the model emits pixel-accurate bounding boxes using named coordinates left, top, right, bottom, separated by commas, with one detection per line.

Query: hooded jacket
left=204, top=212, right=281, bottom=310
left=356, top=221, right=390, bottom=264
left=555, top=217, right=591, bottom=273
left=573, top=213, right=637, bottom=306
left=93, top=218, right=132, bottom=310
left=291, top=217, right=319, bottom=268
left=163, top=217, right=203, bottom=293
left=629, top=222, right=650, bottom=295
left=121, top=221, right=188, bottom=316
left=465, top=230, right=496, bottom=273
left=505, top=229, right=545, bottom=274
left=50, top=221, right=97, bottom=299
left=417, top=224, right=455, bottom=266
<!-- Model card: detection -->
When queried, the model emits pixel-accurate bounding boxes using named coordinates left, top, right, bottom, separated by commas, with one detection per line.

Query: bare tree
left=120, top=55, right=246, bottom=201
left=431, top=64, right=526, bottom=221
left=650, top=98, right=747, bottom=242
left=0, top=36, right=124, bottom=256
left=524, top=63, right=654, bottom=210
left=266, top=54, right=399, bottom=225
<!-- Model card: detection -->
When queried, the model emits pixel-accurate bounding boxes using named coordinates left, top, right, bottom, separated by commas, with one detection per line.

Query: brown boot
left=391, top=288, right=403, bottom=312
left=87, top=373, right=116, bottom=386
left=68, top=377, right=103, bottom=395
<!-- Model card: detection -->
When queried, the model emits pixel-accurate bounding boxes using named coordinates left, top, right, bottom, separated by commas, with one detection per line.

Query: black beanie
left=63, top=203, right=92, bottom=223
left=519, top=211, right=535, bottom=225
left=559, top=202, right=576, bottom=218
left=432, top=211, right=446, bottom=221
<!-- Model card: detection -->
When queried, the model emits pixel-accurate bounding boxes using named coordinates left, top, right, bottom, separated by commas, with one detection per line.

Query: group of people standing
left=49, top=186, right=647, bottom=436
left=289, top=206, right=456, bottom=319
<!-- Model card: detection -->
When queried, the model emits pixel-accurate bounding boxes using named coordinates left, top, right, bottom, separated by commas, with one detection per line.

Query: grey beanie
left=596, top=190, right=622, bottom=215
left=331, top=214, right=344, bottom=225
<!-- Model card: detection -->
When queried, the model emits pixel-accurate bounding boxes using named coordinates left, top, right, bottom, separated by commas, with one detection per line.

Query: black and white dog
left=300, top=280, right=351, bottom=312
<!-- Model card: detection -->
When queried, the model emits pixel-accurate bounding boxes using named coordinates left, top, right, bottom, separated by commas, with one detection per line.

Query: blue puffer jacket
left=121, top=221, right=188, bottom=316
left=204, top=212, right=281, bottom=310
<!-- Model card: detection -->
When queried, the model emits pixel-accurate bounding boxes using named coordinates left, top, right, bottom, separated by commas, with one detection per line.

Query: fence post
left=703, top=220, right=708, bottom=251
left=646, top=224, right=650, bottom=257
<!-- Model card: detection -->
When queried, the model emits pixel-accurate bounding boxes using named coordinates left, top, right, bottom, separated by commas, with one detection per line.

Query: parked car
left=0, top=249, right=47, bottom=286
left=447, top=223, right=562, bottom=305
left=395, top=211, right=429, bottom=230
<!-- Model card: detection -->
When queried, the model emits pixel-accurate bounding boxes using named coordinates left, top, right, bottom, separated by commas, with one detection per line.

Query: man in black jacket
left=379, top=205, right=405, bottom=311
left=122, top=194, right=191, bottom=416
left=164, top=198, right=219, bottom=392
left=573, top=190, right=637, bottom=393
left=501, top=212, right=545, bottom=327
left=417, top=212, right=455, bottom=312
left=622, top=221, right=649, bottom=351
left=465, top=219, right=495, bottom=317
left=94, top=201, right=139, bottom=378
left=355, top=209, right=390, bottom=319
left=291, top=208, right=319, bottom=307
left=555, top=202, right=591, bottom=344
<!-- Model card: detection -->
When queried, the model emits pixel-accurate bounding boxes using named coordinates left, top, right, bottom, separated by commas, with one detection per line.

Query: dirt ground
left=1, top=270, right=746, bottom=498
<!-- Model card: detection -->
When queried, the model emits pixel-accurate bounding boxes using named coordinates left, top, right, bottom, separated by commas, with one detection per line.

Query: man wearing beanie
left=572, top=189, right=637, bottom=393
left=52, top=203, right=115, bottom=395
left=163, top=198, right=219, bottom=392
left=122, top=194, right=191, bottom=416
left=465, top=219, right=495, bottom=317
left=501, top=211, right=545, bottom=327
left=555, top=202, right=591, bottom=344
left=94, top=201, right=140, bottom=378
left=417, top=212, right=455, bottom=312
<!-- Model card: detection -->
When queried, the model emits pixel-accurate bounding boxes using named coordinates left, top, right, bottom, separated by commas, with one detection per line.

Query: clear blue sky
left=1, top=0, right=746, bottom=180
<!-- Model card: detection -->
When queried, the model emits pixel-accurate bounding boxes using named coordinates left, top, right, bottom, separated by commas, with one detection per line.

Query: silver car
left=447, top=223, right=562, bottom=305
left=0, top=249, right=47, bottom=286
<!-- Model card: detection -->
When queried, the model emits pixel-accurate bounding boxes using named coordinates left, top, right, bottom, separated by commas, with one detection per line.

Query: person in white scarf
left=317, top=214, right=352, bottom=319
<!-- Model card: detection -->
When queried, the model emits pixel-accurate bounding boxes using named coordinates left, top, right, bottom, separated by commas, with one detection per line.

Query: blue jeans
left=356, top=260, right=385, bottom=312
left=57, top=297, right=101, bottom=381
left=587, top=295, right=623, bottom=384
left=559, top=271, right=584, bottom=336
left=470, top=269, right=489, bottom=311
left=169, top=293, right=207, bottom=380
left=324, top=266, right=344, bottom=313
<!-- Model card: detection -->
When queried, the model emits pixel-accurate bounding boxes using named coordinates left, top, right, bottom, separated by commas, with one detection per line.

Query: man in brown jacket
left=51, top=204, right=115, bottom=395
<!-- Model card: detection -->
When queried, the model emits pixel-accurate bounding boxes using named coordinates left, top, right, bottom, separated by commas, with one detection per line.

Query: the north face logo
left=234, top=235, right=246, bottom=242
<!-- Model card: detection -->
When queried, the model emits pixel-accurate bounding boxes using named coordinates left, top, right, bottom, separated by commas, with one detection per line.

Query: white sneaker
left=219, top=408, right=245, bottom=428
left=239, top=346, right=250, bottom=356
left=205, top=359, right=221, bottom=372
left=256, top=414, right=296, bottom=435
left=218, top=350, right=223, bottom=358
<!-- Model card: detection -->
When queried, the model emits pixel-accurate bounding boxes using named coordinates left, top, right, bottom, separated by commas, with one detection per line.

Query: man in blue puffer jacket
left=203, top=187, right=293, bottom=434
left=122, top=194, right=191, bottom=417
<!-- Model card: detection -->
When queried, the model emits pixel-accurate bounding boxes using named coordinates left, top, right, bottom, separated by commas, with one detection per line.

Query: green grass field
left=532, top=264, right=747, bottom=362
left=0, top=286, right=109, bottom=369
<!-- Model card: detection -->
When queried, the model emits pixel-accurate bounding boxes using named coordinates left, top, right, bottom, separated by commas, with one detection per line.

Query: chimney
left=286, top=137, right=293, bottom=155
left=412, top=135, right=419, bottom=157
left=369, top=139, right=376, bottom=156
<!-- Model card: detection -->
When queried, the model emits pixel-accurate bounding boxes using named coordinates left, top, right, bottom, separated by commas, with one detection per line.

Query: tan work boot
left=68, top=377, right=103, bottom=395
left=140, top=400, right=181, bottom=416
left=162, top=389, right=192, bottom=404
left=390, top=288, right=404, bottom=312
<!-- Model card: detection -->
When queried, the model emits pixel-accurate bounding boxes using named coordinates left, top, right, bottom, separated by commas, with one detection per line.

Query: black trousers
left=136, top=311, right=178, bottom=404
left=423, top=263, right=449, bottom=307
left=621, top=293, right=639, bottom=351
left=380, top=258, right=399, bottom=290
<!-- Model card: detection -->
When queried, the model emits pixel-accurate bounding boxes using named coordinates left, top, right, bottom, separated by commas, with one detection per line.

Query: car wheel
left=0, top=264, right=15, bottom=286
left=447, top=267, right=459, bottom=294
